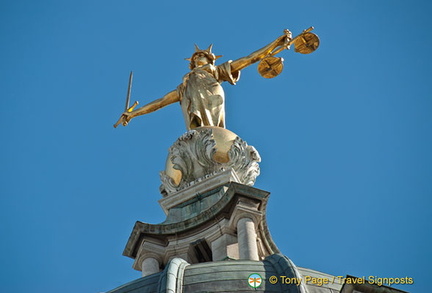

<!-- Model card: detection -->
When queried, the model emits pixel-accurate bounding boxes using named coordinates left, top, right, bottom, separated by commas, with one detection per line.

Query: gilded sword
left=113, top=71, right=139, bottom=128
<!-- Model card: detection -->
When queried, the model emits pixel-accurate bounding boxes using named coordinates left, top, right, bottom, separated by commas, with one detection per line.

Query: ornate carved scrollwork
left=160, top=128, right=260, bottom=196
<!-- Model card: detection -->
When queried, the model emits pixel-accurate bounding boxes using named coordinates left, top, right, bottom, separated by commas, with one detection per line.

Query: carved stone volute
left=160, top=127, right=260, bottom=196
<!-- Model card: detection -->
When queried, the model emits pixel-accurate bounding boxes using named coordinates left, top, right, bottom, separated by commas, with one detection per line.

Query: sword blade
left=124, top=71, right=133, bottom=111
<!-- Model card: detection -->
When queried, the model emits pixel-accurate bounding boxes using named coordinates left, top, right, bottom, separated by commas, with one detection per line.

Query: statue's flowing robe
left=177, top=61, right=240, bottom=130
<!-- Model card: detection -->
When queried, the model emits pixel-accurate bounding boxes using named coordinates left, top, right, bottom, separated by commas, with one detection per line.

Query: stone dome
left=106, top=254, right=343, bottom=293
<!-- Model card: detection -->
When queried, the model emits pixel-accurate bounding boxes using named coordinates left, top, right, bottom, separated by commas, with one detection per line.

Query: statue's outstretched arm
left=230, top=31, right=292, bottom=74
left=114, top=89, right=180, bottom=127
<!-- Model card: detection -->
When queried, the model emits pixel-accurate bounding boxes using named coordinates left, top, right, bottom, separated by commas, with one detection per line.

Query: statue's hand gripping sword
left=113, top=71, right=139, bottom=128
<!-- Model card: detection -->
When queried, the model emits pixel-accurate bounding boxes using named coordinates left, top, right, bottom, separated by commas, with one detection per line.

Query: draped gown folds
left=177, top=61, right=240, bottom=130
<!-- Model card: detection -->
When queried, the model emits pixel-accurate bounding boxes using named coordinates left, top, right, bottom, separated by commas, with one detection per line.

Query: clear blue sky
left=1, top=0, right=431, bottom=292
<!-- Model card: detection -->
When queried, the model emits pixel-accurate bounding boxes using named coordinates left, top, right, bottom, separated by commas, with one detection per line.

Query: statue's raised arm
left=229, top=29, right=293, bottom=75
left=114, top=28, right=319, bottom=130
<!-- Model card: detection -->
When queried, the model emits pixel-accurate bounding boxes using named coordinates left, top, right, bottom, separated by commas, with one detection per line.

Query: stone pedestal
left=159, top=126, right=261, bottom=196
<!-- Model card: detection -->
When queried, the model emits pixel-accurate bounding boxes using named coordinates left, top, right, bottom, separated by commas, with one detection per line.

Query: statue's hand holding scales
left=113, top=28, right=319, bottom=130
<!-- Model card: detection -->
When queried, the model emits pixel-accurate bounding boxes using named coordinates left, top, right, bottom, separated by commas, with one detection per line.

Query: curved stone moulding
left=160, top=127, right=261, bottom=196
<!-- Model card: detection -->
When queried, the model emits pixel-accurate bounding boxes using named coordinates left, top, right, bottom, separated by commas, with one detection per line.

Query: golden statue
left=114, top=28, right=319, bottom=130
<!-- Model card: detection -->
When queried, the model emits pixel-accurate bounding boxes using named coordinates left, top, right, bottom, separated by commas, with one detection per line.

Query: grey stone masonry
left=237, top=217, right=259, bottom=260
left=107, top=254, right=309, bottom=293
left=123, top=181, right=279, bottom=276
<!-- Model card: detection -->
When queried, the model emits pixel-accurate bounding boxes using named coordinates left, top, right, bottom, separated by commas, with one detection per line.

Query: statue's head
left=186, top=44, right=222, bottom=69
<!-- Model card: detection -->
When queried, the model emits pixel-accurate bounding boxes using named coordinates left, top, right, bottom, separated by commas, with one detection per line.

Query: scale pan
left=257, top=56, right=284, bottom=79
left=294, top=32, right=320, bottom=54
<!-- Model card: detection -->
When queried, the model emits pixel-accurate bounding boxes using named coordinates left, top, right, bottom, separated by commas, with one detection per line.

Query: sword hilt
left=113, top=101, right=139, bottom=128
left=127, top=101, right=139, bottom=112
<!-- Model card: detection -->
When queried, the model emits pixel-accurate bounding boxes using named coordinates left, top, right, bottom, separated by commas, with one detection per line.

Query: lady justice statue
left=114, top=28, right=319, bottom=130
left=113, top=28, right=319, bottom=195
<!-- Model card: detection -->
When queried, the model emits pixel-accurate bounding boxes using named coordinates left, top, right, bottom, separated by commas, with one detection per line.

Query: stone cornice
left=123, top=182, right=274, bottom=259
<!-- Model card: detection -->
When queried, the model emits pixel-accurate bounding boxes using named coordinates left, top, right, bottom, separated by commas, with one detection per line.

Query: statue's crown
left=186, top=44, right=222, bottom=69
